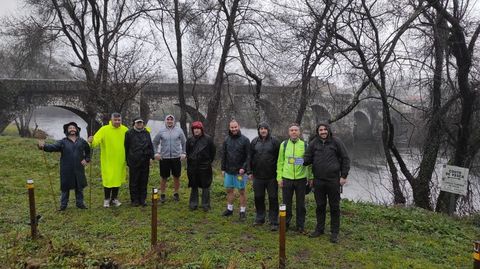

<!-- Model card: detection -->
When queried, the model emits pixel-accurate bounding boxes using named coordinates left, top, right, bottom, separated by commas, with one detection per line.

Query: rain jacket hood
left=257, top=122, right=271, bottom=139
left=316, top=122, right=332, bottom=139
left=165, top=114, right=176, bottom=128
left=63, top=121, right=81, bottom=136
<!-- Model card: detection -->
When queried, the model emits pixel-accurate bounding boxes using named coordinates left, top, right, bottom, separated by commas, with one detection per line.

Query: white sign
left=440, top=165, right=469, bottom=196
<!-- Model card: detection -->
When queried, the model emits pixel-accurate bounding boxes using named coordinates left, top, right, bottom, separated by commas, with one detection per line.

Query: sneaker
left=160, top=194, right=166, bottom=203
left=270, top=224, right=279, bottom=231
left=111, top=199, right=122, bottom=207
left=173, top=193, right=180, bottom=202
left=77, top=204, right=88, bottom=209
left=330, top=233, right=339, bottom=243
left=309, top=230, right=324, bottom=238
left=103, top=199, right=110, bottom=208
left=222, top=209, right=233, bottom=217
left=239, top=212, right=246, bottom=221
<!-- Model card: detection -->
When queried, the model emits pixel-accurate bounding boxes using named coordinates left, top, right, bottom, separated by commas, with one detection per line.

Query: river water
left=24, top=106, right=478, bottom=208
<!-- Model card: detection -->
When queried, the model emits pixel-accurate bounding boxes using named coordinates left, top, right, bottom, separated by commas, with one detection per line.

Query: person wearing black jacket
left=124, top=117, right=154, bottom=207
left=248, top=122, right=280, bottom=230
left=304, top=123, right=350, bottom=243
left=186, top=121, right=216, bottom=211
left=38, top=122, right=91, bottom=211
left=221, top=120, right=250, bottom=221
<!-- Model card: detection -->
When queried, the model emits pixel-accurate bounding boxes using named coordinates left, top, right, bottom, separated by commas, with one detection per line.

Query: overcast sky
left=0, top=0, right=21, bottom=17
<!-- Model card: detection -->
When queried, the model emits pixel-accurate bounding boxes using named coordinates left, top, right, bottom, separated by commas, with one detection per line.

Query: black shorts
left=159, top=158, right=181, bottom=178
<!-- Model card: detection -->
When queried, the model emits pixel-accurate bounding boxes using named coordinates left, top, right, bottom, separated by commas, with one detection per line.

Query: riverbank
left=0, top=135, right=478, bottom=268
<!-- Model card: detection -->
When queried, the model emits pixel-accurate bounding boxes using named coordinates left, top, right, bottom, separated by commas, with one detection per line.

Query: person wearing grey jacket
left=153, top=114, right=187, bottom=203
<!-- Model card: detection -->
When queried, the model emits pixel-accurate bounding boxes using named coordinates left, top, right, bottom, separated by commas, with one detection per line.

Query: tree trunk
left=174, top=0, right=188, bottom=137
left=204, top=0, right=240, bottom=139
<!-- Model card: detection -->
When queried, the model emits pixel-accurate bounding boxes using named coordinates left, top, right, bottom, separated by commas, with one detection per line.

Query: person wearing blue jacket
left=153, top=114, right=186, bottom=203
left=38, top=122, right=91, bottom=211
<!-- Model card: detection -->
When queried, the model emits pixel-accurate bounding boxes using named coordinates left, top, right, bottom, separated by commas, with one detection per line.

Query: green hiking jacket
left=276, top=139, right=312, bottom=181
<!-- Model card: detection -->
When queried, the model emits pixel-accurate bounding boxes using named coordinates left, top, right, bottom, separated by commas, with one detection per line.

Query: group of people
left=38, top=113, right=350, bottom=243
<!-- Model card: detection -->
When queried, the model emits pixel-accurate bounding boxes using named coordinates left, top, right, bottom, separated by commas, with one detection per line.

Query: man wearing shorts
left=153, top=114, right=187, bottom=203
left=221, top=120, right=250, bottom=221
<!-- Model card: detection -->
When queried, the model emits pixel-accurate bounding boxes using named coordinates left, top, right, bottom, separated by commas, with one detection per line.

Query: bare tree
left=22, top=0, right=160, bottom=127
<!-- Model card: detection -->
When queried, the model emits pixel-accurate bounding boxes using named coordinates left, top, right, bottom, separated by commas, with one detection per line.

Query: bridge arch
left=353, top=110, right=372, bottom=140
left=310, top=104, right=331, bottom=124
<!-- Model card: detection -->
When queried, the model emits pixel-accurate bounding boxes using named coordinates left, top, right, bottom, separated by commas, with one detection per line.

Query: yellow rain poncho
left=91, top=121, right=128, bottom=188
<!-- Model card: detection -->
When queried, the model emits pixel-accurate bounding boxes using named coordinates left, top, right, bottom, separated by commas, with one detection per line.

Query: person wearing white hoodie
left=152, top=114, right=187, bottom=203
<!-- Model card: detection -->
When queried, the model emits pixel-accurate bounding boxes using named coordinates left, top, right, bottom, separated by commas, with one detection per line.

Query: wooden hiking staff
left=89, top=119, right=94, bottom=209
left=39, top=139, right=58, bottom=207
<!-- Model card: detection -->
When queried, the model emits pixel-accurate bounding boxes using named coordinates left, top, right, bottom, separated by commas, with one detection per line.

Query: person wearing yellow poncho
left=88, top=113, right=128, bottom=208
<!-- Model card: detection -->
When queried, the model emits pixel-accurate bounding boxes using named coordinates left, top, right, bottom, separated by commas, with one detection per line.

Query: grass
left=0, top=135, right=479, bottom=268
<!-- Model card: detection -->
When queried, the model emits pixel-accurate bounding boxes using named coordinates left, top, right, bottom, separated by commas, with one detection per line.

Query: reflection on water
left=25, top=106, right=406, bottom=205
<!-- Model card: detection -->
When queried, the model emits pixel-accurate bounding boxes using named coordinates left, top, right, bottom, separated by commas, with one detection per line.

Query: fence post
left=279, top=203, right=286, bottom=269
left=474, top=241, right=480, bottom=269
left=27, top=179, right=37, bottom=239
left=151, top=188, right=158, bottom=247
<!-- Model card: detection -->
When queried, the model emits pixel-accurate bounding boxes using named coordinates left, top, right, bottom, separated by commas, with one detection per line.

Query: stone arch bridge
left=0, top=78, right=413, bottom=144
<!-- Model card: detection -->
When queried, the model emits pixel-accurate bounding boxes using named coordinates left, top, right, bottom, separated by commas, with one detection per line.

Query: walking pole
left=88, top=150, right=93, bottom=209
left=40, top=148, right=57, bottom=207
left=89, top=119, right=94, bottom=209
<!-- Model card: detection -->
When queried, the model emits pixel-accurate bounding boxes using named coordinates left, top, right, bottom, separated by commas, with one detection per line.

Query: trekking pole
left=89, top=119, right=94, bottom=209
left=88, top=150, right=93, bottom=209
left=151, top=188, right=159, bottom=247
left=474, top=241, right=480, bottom=269
left=41, top=149, right=57, bottom=207
left=279, top=203, right=286, bottom=269
left=27, top=179, right=38, bottom=239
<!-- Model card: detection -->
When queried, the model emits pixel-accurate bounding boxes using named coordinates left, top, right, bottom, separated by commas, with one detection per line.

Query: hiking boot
left=173, top=193, right=180, bottom=202
left=103, top=199, right=110, bottom=208
left=160, top=194, right=166, bottom=203
left=222, top=209, right=233, bottom=217
left=239, top=212, right=246, bottom=221
left=111, top=199, right=122, bottom=207
left=330, top=233, right=339, bottom=243
left=309, top=230, right=324, bottom=238
left=252, top=220, right=264, bottom=226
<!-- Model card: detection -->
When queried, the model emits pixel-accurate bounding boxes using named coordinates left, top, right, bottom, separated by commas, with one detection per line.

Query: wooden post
left=151, top=188, right=159, bottom=247
left=474, top=241, right=480, bottom=269
left=27, top=179, right=37, bottom=239
left=279, top=203, right=286, bottom=269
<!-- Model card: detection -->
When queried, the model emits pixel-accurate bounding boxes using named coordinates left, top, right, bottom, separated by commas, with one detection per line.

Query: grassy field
left=0, top=135, right=479, bottom=268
